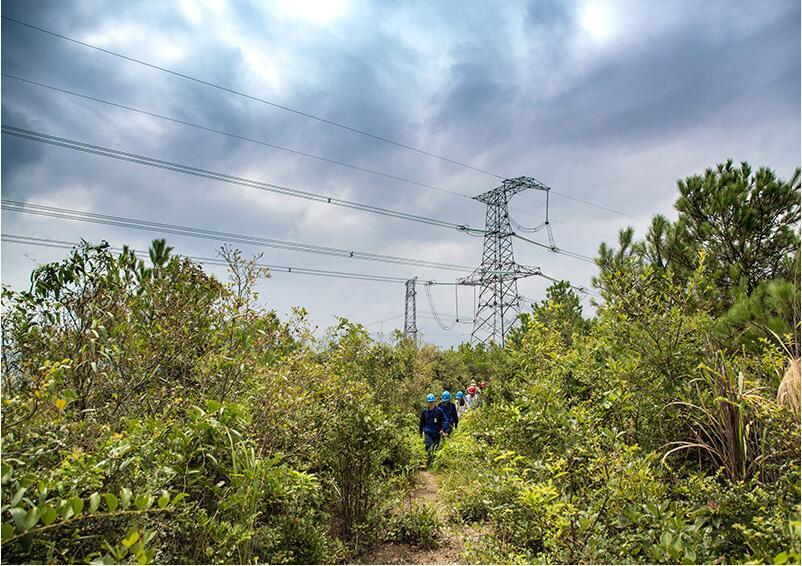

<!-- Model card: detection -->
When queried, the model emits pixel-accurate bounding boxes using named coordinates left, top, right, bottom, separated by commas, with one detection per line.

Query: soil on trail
left=353, top=471, right=467, bottom=565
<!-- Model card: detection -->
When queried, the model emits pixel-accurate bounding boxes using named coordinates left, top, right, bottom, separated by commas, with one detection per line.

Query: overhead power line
left=1, top=234, right=418, bottom=284
left=9, top=233, right=588, bottom=309
left=363, top=313, right=405, bottom=327
left=3, top=15, right=640, bottom=220
left=3, top=125, right=602, bottom=265
left=1, top=15, right=501, bottom=178
left=3, top=73, right=615, bottom=240
left=1, top=125, right=482, bottom=235
left=1, top=200, right=475, bottom=272
left=3, top=226, right=597, bottom=296
left=512, top=232, right=597, bottom=265
left=548, top=191, right=639, bottom=220
left=2, top=73, right=467, bottom=199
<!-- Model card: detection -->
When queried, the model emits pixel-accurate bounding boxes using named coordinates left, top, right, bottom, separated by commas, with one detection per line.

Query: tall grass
left=663, top=354, right=795, bottom=482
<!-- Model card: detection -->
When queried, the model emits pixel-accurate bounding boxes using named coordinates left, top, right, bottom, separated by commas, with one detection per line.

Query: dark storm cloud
left=2, top=0, right=799, bottom=346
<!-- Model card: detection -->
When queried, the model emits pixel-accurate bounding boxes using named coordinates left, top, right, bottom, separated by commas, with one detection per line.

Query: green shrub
left=385, top=501, right=442, bottom=550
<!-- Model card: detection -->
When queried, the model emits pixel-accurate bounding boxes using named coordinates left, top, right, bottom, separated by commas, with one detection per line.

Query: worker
left=465, top=385, right=479, bottom=409
left=419, top=393, right=447, bottom=466
left=455, top=391, right=468, bottom=417
left=439, top=391, right=459, bottom=433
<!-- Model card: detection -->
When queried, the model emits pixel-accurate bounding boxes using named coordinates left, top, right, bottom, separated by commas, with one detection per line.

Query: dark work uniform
left=419, top=405, right=446, bottom=462
left=438, top=400, right=459, bottom=433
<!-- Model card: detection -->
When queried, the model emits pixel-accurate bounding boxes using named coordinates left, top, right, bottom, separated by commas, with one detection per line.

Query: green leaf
left=122, top=530, right=140, bottom=549
left=19, top=474, right=36, bottom=489
left=171, top=493, right=187, bottom=506
left=1, top=523, right=14, bottom=542
left=120, top=488, right=132, bottom=509
left=1, top=463, right=12, bottom=484
left=157, top=491, right=169, bottom=509
left=89, top=492, right=101, bottom=513
left=22, top=508, right=39, bottom=530
left=60, top=501, right=75, bottom=520
left=10, top=507, right=26, bottom=531
left=69, top=496, right=84, bottom=516
left=134, top=494, right=149, bottom=510
left=40, top=505, right=57, bottom=526
left=774, top=551, right=790, bottom=564
left=104, top=493, right=119, bottom=513
left=11, top=487, right=27, bottom=506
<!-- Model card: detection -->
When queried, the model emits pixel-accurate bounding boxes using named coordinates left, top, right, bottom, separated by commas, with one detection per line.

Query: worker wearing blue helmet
left=438, top=391, right=459, bottom=433
left=419, top=393, right=447, bottom=465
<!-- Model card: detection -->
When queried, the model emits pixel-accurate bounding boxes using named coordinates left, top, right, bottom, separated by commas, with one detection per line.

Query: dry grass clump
left=777, top=358, right=800, bottom=417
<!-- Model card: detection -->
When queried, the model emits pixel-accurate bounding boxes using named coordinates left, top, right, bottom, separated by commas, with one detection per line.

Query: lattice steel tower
left=403, top=277, right=418, bottom=342
left=459, top=177, right=549, bottom=346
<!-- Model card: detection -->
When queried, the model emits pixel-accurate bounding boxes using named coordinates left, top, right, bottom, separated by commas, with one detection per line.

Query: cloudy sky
left=2, top=0, right=800, bottom=347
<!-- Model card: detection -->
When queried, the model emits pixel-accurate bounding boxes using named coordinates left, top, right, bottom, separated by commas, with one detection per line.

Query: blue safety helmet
left=426, top=393, right=436, bottom=403
left=455, top=391, right=464, bottom=399
left=441, top=391, right=451, bottom=401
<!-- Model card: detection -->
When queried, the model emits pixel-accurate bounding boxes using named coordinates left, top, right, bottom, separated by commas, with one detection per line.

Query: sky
left=2, top=0, right=800, bottom=348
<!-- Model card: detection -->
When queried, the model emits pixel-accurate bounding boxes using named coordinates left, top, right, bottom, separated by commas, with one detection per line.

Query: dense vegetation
left=1, top=160, right=799, bottom=564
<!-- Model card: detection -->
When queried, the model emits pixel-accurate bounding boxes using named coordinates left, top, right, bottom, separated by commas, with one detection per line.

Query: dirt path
left=353, top=471, right=465, bottom=565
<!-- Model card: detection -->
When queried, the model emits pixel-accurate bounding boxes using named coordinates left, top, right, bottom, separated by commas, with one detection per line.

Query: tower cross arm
left=512, top=264, right=543, bottom=278
left=473, top=176, right=550, bottom=204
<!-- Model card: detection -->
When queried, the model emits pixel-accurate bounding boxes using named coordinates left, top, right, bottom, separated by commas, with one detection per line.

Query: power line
left=3, top=125, right=599, bottom=266
left=512, top=232, right=597, bottom=265
left=0, top=78, right=612, bottom=242
left=1, top=15, right=502, bottom=178
left=3, top=231, right=599, bottom=299
left=422, top=283, right=457, bottom=331
left=3, top=15, right=641, bottom=221
left=1, top=234, right=421, bottom=284
left=2, top=73, right=618, bottom=240
left=2, top=73, right=468, bottom=200
left=418, top=331, right=469, bottom=338
left=309, top=285, right=393, bottom=311
left=363, top=313, right=404, bottom=327
left=1, top=125, right=483, bottom=235
left=509, top=208, right=614, bottom=239
left=548, top=191, right=640, bottom=220
left=1, top=200, right=474, bottom=272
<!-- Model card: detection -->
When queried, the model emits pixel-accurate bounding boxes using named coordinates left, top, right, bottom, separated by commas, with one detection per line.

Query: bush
left=385, top=501, right=442, bottom=550
left=2, top=202, right=799, bottom=565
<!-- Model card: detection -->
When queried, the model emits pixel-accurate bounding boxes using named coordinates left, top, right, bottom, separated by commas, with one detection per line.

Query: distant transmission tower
left=459, top=177, right=548, bottom=346
left=403, top=277, right=418, bottom=342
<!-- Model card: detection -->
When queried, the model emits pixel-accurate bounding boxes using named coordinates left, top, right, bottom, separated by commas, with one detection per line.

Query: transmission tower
left=403, top=277, right=418, bottom=342
left=459, top=177, right=548, bottom=346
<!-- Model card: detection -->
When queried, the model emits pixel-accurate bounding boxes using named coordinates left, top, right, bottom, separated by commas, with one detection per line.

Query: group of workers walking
left=418, top=380, right=488, bottom=465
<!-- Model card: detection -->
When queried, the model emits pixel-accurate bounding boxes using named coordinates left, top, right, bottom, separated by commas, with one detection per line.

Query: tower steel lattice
left=459, top=177, right=549, bottom=346
left=403, top=277, right=418, bottom=342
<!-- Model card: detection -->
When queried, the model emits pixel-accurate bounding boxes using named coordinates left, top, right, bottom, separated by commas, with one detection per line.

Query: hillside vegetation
left=1, top=160, right=800, bottom=564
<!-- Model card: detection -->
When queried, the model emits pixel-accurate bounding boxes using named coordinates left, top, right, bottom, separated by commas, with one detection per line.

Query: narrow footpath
left=354, top=471, right=466, bottom=565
